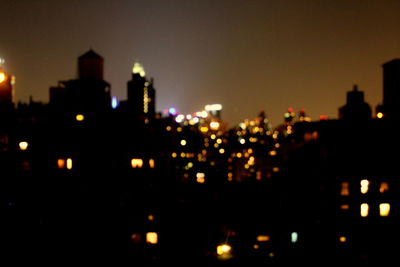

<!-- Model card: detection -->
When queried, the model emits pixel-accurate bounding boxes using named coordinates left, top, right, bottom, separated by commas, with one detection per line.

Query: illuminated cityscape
left=1, top=51, right=400, bottom=265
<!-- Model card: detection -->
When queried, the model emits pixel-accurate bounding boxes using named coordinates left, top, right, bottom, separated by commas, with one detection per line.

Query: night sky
left=1, top=0, right=400, bottom=127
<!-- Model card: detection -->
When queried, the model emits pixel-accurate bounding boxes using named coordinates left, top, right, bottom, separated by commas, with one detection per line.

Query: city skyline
left=1, top=0, right=400, bottom=126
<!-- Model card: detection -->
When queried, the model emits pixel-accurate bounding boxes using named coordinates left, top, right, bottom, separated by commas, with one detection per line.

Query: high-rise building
left=382, top=58, right=400, bottom=119
left=50, top=49, right=111, bottom=114
left=127, top=62, right=155, bottom=119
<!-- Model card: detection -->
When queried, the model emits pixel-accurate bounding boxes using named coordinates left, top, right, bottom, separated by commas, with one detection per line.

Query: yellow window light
left=19, top=141, right=29, bottom=151
left=379, top=203, right=390, bottom=217
left=131, top=158, right=143, bottom=168
left=76, top=114, right=85, bottom=121
left=0, top=72, right=6, bottom=83
left=146, top=232, right=158, bottom=244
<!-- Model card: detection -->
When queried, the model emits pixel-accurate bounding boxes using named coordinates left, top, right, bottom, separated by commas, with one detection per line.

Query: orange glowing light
left=57, top=159, right=65, bottom=169
left=0, top=72, right=6, bottom=83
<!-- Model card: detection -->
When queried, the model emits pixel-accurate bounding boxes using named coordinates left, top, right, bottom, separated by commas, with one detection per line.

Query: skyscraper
left=382, top=58, right=400, bottom=119
left=127, top=62, right=155, bottom=119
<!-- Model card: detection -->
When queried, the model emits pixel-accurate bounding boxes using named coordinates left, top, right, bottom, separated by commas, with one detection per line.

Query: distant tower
left=382, top=59, right=400, bottom=119
left=127, top=62, right=155, bottom=118
left=338, top=84, right=372, bottom=120
left=50, top=49, right=111, bottom=114
left=0, top=59, right=15, bottom=111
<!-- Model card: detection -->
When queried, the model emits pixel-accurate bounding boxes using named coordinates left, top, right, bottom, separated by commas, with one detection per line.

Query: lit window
left=291, top=232, right=298, bottom=243
left=200, top=126, right=209, bottom=133
left=216, top=243, right=232, bottom=257
left=210, top=121, right=220, bottom=130
left=58, top=158, right=73, bottom=170
left=227, top=172, right=233, bottom=182
left=76, top=114, right=85, bottom=121
left=66, top=158, right=73, bottom=170
left=379, top=182, right=389, bottom=193
left=149, top=159, right=155, bottom=168
left=248, top=156, right=255, bottom=166
left=148, top=214, right=155, bottom=221
left=143, top=87, right=149, bottom=114
left=146, top=232, right=158, bottom=244
left=131, top=158, right=143, bottom=168
left=340, top=182, right=350, bottom=196
left=19, top=141, right=29, bottom=151
left=360, top=203, right=369, bottom=217
left=339, top=236, right=347, bottom=243
left=256, top=235, right=270, bottom=242
left=57, top=159, right=65, bottom=169
left=360, top=179, right=369, bottom=194
left=379, top=203, right=390, bottom=217
left=196, top=172, right=205, bottom=184
left=340, top=204, right=350, bottom=210
left=272, top=167, right=280, bottom=172
left=269, top=150, right=277, bottom=156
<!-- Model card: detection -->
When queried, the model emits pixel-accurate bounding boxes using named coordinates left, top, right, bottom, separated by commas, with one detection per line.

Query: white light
left=205, top=104, right=222, bottom=111
left=291, top=232, right=298, bottom=243
left=19, top=141, right=29, bottom=151
left=360, top=203, right=369, bottom=217
left=380, top=203, right=390, bottom=217
left=180, top=139, right=187, bottom=146
left=66, top=158, right=73, bottom=170
left=132, top=62, right=146, bottom=77
left=210, top=121, right=220, bottom=130
left=360, top=179, right=370, bottom=194
left=175, top=114, right=185, bottom=123
left=111, top=96, right=118, bottom=109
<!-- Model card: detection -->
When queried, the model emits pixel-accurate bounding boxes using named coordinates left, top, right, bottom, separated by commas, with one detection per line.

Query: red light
left=319, top=115, right=328, bottom=120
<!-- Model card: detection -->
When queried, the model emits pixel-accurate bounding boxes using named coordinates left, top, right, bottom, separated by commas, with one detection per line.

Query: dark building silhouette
left=3, top=52, right=400, bottom=265
left=338, top=84, right=372, bottom=120
left=49, top=49, right=111, bottom=114
left=382, top=58, right=400, bottom=119
left=127, top=62, right=156, bottom=119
